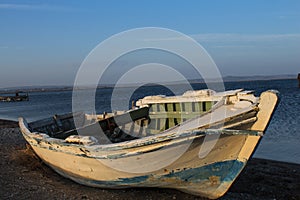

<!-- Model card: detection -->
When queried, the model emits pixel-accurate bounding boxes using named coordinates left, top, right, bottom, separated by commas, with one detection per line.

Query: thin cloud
left=140, top=33, right=300, bottom=43
left=191, top=33, right=300, bottom=42
left=279, top=16, right=288, bottom=19
left=0, top=3, right=74, bottom=11
left=278, top=12, right=299, bottom=20
left=212, top=45, right=256, bottom=49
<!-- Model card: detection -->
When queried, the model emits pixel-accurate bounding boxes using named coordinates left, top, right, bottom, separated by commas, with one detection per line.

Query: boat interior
left=26, top=100, right=258, bottom=144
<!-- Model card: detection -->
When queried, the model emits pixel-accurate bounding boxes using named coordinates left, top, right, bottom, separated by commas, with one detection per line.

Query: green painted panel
left=146, top=101, right=217, bottom=134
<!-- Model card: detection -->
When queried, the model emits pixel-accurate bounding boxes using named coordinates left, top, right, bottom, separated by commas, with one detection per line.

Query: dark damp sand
left=0, top=120, right=299, bottom=200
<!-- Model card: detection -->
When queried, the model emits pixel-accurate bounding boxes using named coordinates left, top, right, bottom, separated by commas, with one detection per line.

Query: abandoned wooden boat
left=0, top=92, right=29, bottom=102
left=19, top=89, right=278, bottom=199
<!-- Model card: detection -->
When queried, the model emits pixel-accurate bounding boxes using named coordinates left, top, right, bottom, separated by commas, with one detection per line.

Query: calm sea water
left=0, top=79, right=299, bottom=164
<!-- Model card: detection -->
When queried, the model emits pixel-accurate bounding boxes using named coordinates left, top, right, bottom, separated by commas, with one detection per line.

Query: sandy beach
left=0, top=120, right=299, bottom=200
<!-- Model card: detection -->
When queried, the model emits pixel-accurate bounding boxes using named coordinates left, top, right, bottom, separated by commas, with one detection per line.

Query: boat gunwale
left=19, top=117, right=262, bottom=152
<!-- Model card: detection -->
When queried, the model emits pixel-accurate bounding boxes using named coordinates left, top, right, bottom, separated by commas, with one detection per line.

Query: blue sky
left=0, top=0, right=299, bottom=87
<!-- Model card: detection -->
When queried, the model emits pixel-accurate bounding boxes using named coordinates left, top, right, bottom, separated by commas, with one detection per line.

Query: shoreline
left=0, top=125, right=299, bottom=199
left=0, top=77, right=296, bottom=94
left=0, top=119, right=18, bottom=128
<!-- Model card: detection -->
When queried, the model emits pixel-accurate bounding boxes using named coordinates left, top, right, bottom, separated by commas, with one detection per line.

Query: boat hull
left=20, top=127, right=260, bottom=199
left=18, top=89, right=278, bottom=199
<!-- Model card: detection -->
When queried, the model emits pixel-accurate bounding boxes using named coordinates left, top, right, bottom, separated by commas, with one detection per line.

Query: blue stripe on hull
left=163, top=159, right=245, bottom=183
left=51, top=159, right=245, bottom=197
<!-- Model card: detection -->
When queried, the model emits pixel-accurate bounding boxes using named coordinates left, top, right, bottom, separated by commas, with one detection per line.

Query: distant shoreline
left=0, top=76, right=297, bottom=94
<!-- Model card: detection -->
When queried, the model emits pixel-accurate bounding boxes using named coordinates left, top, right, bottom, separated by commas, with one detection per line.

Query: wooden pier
left=0, top=92, right=29, bottom=102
